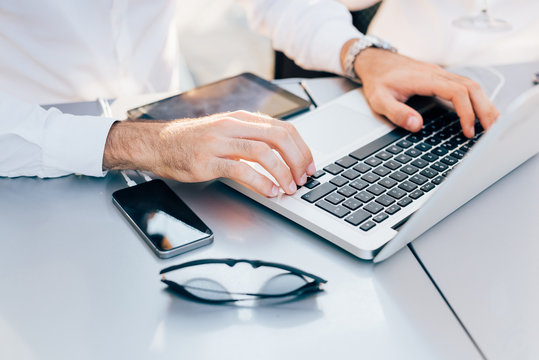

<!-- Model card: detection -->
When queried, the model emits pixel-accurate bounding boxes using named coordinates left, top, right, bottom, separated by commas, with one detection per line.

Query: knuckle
left=252, top=142, right=271, bottom=158
left=229, top=110, right=251, bottom=118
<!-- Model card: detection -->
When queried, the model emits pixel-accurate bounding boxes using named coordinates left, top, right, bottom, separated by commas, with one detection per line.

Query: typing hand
left=352, top=48, right=499, bottom=138
left=103, top=111, right=315, bottom=197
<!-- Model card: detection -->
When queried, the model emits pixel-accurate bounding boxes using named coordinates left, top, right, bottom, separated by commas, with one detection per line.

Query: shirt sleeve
left=0, top=91, right=116, bottom=178
left=241, top=0, right=363, bottom=75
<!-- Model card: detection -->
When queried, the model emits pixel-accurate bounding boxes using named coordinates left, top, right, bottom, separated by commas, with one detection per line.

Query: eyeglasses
left=160, top=258, right=327, bottom=304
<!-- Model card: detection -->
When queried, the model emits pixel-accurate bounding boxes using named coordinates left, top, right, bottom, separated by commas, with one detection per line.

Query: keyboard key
left=415, top=142, right=432, bottom=151
left=373, top=213, right=389, bottom=223
left=440, top=156, right=458, bottom=166
left=367, top=184, right=386, bottom=196
left=410, top=159, right=429, bottom=169
left=431, top=147, right=449, bottom=156
left=361, top=173, right=381, bottom=183
left=353, top=163, right=371, bottom=173
left=441, top=141, right=458, bottom=151
left=345, top=209, right=371, bottom=226
left=395, top=154, right=412, bottom=164
left=452, top=134, right=468, bottom=144
left=342, top=169, right=361, bottom=180
left=311, top=170, right=326, bottom=179
left=386, top=145, right=403, bottom=154
left=383, top=160, right=401, bottom=170
left=405, top=148, right=422, bottom=157
left=420, top=168, right=438, bottom=179
left=364, top=202, right=384, bottom=214
left=397, top=140, right=413, bottom=148
left=401, top=164, right=419, bottom=175
left=365, top=157, right=382, bottom=167
left=421, top=153, right=438, bottom=162
left=378, top=177, right=398, bottom=189
left=451, top=149, right=466, bottom=159
left=421, top=183, right=435, bottom=192
left=349, top=128, right=407, bottom=160
left=335, top=156, right=357, bottom=168
left=360, top=221, right=376, bottom=231
left=301, top=183, right=337, bottom=203
left=376, top=194, right=395, bottom=206
left=389, top=171, right=408, bottom=182
left=431, top=176, right=444, bottom=185
left=337, top=185, right=357, bottom=198
left=343, top=197, right=362, bottom=210
left=385, top=204, right=401, bottom=215
left=424, top=137, right=441, bottom=146
left=304, top=179, right=320, bottom=189
left=323, top=163, right=344, bottom=175
left=431, top=162, right=448, bottom=172
left=387, top=187, right=406, bottom=199
left=406, top=134, right=423, bottom=143
left=398, top=181, right=418, bottom=192
left=316, top=200, right=350, bottom=218
left=376, top=151, right=393, bottom=160
left=325, top=192, right=345, bottom=205
left=397, top=197, right=413, bottom=207
left=349, top=179, right=369, bottom=190
left=410, top=174, right=428, bottom=185
left=355, top=191, right=374, bottom=203
left=330, top=176, right=348, bottom=187
left=373, top=166, right=391, bottom=177
left=409, top=189, right=424, bottom=199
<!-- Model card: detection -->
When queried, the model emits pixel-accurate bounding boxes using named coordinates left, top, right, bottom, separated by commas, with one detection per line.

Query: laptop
left=222, top=85, right=539, bottom=262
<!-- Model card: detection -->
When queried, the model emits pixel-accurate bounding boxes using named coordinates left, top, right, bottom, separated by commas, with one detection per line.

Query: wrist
left=340, top=36, right=396, bottom=81
left=103, top=120, right=164, bottom=171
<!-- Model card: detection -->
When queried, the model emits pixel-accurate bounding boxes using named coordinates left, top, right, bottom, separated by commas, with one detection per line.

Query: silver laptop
left=222, top=85, right=539, bottom=262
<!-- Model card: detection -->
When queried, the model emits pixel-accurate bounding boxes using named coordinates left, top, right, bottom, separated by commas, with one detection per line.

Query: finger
left=215, top=116, right=313, bottom=183
left=227, top=111, right=316, bottom=176
left=410, top=76, right=477, bottom=138
left=449, top=74, right=500, bottom=131
left=368, top=89, right=423, bottom=132
left=214, top=158, right=280, bottom=198
left=224, top=139, right=298, bottom=195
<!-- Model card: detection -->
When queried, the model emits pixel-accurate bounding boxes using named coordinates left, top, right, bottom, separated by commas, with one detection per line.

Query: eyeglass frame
left=160, top=258, right=327, bottom=304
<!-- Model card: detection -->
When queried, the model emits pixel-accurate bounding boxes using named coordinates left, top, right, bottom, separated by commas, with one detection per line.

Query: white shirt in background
left=0, top=0, right=360, bottom=178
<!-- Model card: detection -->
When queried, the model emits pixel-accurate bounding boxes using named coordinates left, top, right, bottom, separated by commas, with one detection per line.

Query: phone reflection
left=144, top=210, right=208, bottom=251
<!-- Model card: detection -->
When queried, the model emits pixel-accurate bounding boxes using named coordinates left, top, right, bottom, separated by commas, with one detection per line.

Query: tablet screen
left=127, top=73, right=311, bottom=120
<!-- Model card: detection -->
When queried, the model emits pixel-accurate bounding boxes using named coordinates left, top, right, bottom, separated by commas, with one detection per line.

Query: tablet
left=127, top=73, right=311, bottom=120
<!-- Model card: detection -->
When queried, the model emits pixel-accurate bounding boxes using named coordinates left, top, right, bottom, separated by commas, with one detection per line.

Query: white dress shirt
left=0, top=0, right=361, bottom=178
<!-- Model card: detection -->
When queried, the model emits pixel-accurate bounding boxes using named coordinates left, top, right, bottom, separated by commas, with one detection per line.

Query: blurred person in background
left=0, top=0, right=498, bottom=198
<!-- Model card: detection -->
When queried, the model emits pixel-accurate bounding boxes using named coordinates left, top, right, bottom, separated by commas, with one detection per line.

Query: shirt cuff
left=42, top=108, right=116, bottom=177
left=309, top=20, right=362, bottom=75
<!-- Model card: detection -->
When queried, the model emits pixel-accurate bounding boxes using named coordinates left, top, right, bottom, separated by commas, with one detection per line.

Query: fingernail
left=271, top=185, right=279, bottom=197
left=406, top=116, right=421, bottom=131
left=468, top=126, right=475, bottom=138
left=299, top=173, right=307, bottom=185
left=288, top=180, right=297, bottom=194
left=307, top=162, right=316, bottom=175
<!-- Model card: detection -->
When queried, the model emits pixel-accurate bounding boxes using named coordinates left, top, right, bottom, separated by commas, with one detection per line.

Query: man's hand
left=103, top=111, right=315, bottom=197
left=342, top=41, right=499, bottom=138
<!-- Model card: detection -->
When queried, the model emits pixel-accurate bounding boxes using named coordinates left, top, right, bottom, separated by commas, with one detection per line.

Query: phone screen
left=112, top=180, right=213, bottom=257
left=127, top=73, right=311, bottom=120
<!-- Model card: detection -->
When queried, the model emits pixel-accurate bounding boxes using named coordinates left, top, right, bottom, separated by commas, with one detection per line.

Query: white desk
left=410, top=61, right=539, bottom=360
left=0, top=81, right=483, bottom=359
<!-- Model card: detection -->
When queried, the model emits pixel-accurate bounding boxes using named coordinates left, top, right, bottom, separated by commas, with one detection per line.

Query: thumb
left=369, top=91, right=423, bottom=132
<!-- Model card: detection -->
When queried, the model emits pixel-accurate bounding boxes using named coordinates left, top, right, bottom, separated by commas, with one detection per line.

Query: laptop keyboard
left=300, top=105, right=484, bottom=232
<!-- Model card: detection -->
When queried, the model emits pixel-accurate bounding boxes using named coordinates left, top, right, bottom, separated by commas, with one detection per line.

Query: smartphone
left=126, top=72, right=311, bottom=120
left=112, top=180, right=213, bottom=259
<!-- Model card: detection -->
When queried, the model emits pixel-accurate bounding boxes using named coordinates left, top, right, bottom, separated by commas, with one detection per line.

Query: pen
left=299, top=81, right=318, bottom=108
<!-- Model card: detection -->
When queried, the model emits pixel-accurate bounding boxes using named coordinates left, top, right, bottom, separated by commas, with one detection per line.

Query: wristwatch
left=343, top=35, right=396, bottom=82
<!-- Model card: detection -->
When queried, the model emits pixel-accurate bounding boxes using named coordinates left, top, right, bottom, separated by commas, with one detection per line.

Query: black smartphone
left=112, top=180, right=213, bottom=259
left=126, top=72, right=311, bottom=120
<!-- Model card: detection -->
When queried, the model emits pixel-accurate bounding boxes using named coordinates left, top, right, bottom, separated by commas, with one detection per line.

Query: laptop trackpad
left=292, top=104, right=393, bottom=160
